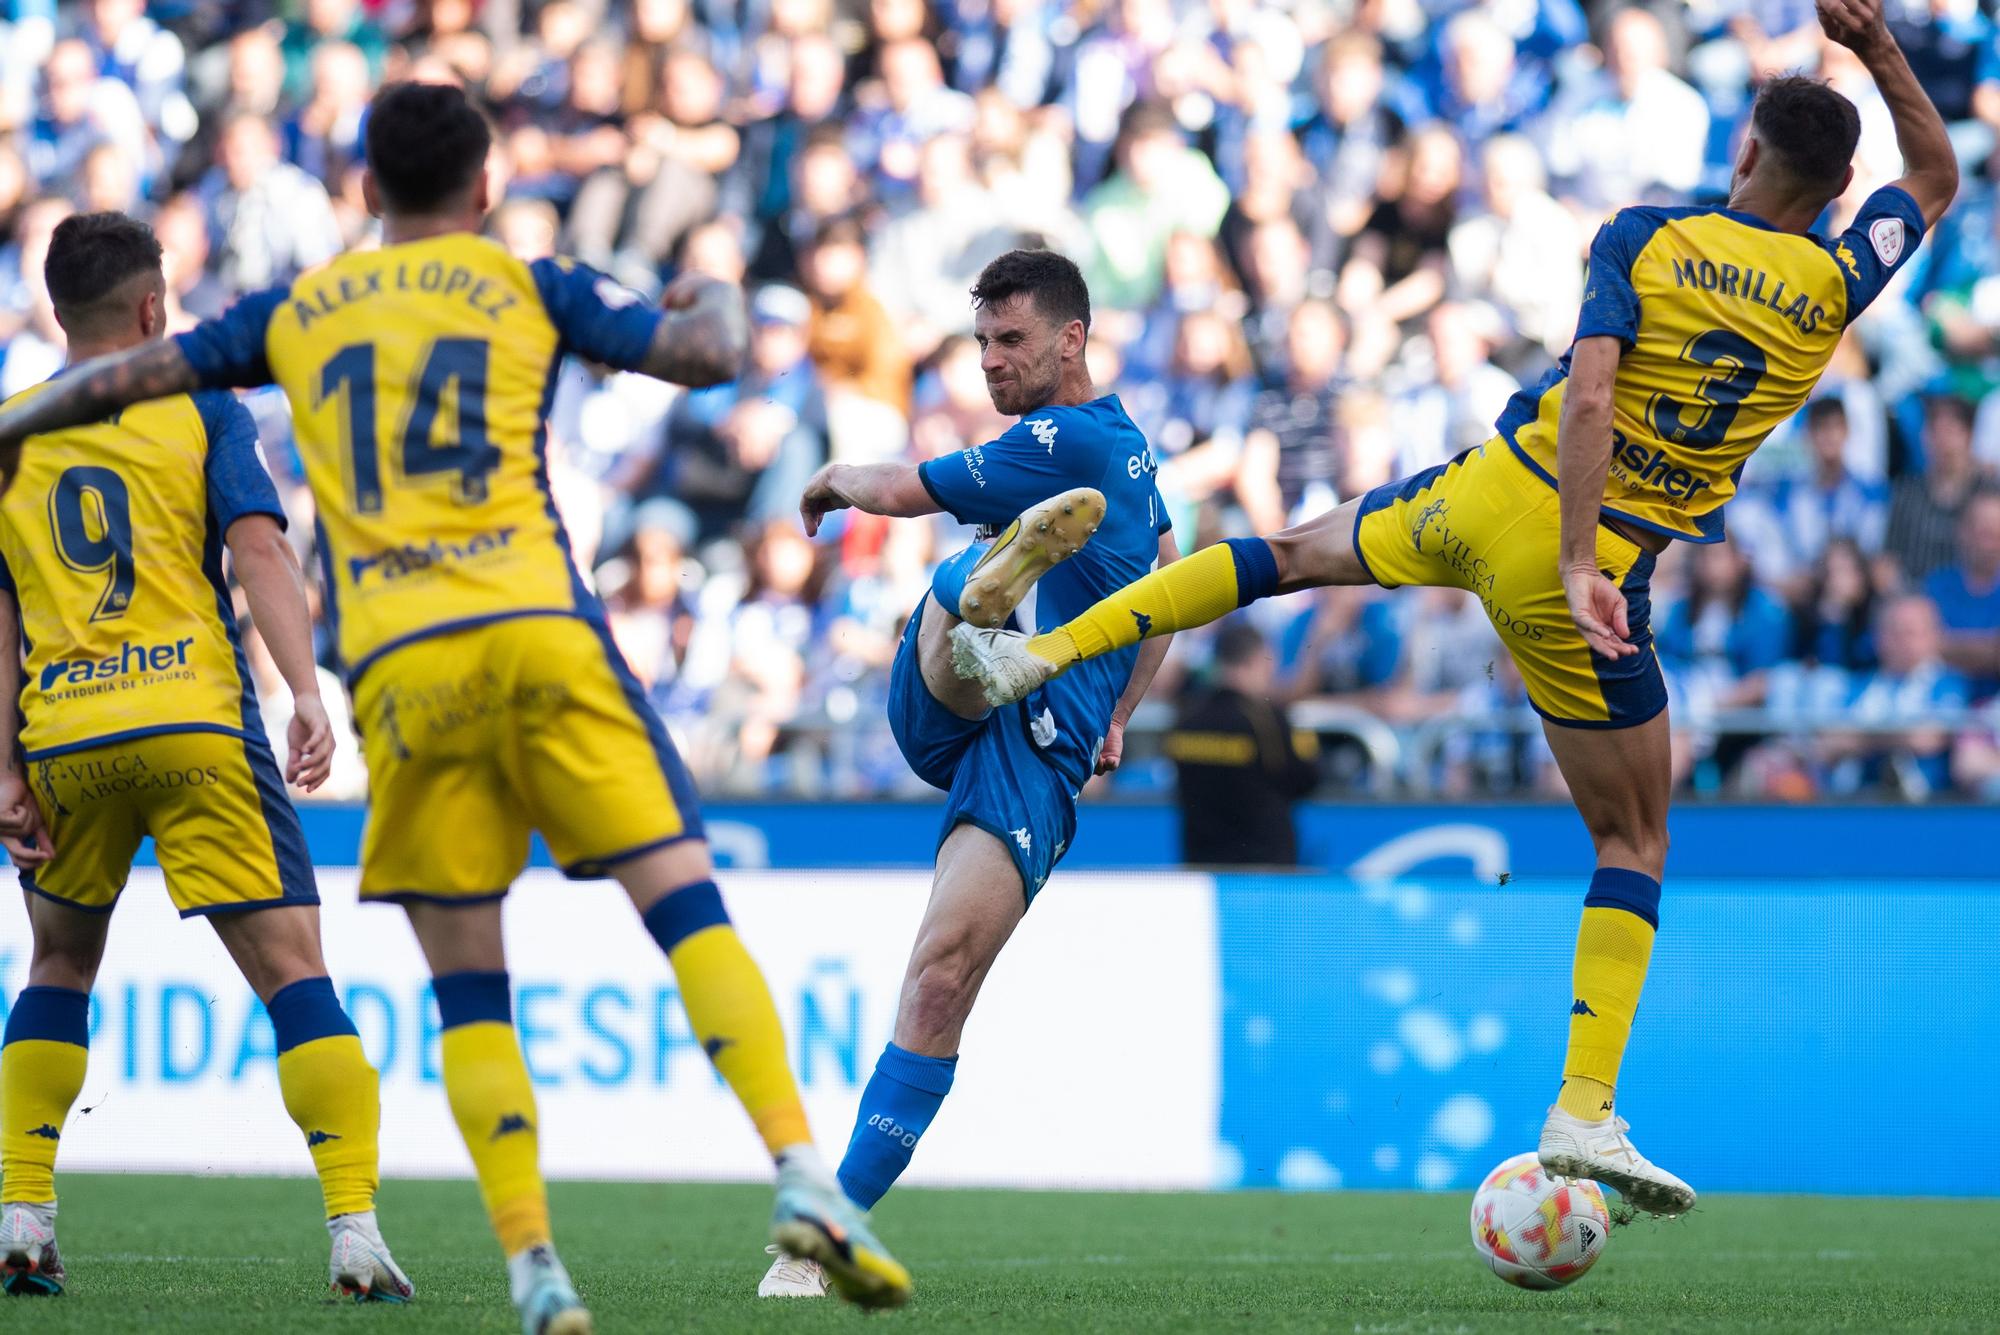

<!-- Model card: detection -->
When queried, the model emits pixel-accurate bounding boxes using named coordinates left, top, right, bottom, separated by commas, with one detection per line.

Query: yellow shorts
left=351, top=614, right=703, bottom=901
left=1353, top=441, right=1667, bottom=728
left=22, top=730, right=317, bottom=916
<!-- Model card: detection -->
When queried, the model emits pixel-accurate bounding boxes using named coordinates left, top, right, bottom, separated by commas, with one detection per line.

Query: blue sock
left=836, top=1043, right=957, bottom=1209
left=929, top=543, right=986, bottom=611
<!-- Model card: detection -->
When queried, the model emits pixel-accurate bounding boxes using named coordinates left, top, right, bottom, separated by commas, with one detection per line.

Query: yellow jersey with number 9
left=0, top=383, right=282, bottom=757
left=1497, top=185, right=1925, bottom=542
left=174, top=233, right=665, bottom=679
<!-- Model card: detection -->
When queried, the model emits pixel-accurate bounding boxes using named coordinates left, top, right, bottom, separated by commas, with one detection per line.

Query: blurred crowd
left=3, top=0, right=2000, bottom=801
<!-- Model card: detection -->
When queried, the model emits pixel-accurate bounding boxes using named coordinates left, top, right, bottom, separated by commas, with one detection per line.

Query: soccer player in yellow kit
left=0, top=83, right=908, bottom=1332
left=0, top=213, right=412, bottom=1301
left=951, top=0, right=1957, bottom=1214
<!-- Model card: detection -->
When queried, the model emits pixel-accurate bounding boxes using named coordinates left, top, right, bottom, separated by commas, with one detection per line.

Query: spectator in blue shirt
left=1738, top=397, right=1889, bottom=593
left=1925, top=490, right=2000, bottom=698
left=1824, top=594, right=1971, bottom=796
left=1659, top=541, right=1793, bottom=711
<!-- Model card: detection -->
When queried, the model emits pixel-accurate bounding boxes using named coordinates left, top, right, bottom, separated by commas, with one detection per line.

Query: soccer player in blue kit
left=761, top=250, right=1178, bottom=1296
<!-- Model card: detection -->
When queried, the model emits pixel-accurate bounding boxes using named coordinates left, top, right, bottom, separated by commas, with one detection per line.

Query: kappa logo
left=1130, top=608, right=1153, bottom=636
left=26, top=1123, right=59, bottom=1141
left=306, top=1129, right=342, bottom=1147
left=1030, top=707, right=1058, bottom=748
left=1835, top=241, right=1862, bottom=280
left=1570, top=999, right=1598, bottom=1017
left=1868, top=217, right=1905, bottom=267
left=491, top=1112, right=533, bottom=1140
left=702, top=1036, right=734, bottom=1060
left=1026, top=418, right=1059, bottom=453
left=1011, top=826, right=1033, bottom=853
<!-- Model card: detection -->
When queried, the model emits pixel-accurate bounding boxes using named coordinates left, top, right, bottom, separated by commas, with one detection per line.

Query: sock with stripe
left=1557, top=868, right=1660, bottom=1122
left=269, top=977, right=382, bottom=1218
left=434, top=971, right=551, bottom=1255
left=1027, top=537, right=1278, bottom=667
left=0, top=987, right=89, bottom=1204
left=836, top=1043, right=957, bottom=1209
left=644, top=882, right=813, bottom=1158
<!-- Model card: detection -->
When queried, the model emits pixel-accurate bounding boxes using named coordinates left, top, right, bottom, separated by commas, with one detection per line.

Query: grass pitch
left=13, top=1175, right=1998, bottom=1333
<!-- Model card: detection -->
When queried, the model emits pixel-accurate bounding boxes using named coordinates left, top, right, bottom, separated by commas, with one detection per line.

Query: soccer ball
left=1469, top=1152, right=1611, bottom=1290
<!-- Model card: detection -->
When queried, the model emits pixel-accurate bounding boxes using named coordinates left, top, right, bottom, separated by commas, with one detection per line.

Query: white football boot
left=950, top=624, right=1062, bottom=707
left=328, top=1210, right=415, bottom=1303
left=1538, top=1106, right=1697, bottom=1216
left=757, top=1244, right=830, bottom=1298
left=0, top=1201, right=63, bottom=1297
left=509, top=1243, right=591, bottom=1335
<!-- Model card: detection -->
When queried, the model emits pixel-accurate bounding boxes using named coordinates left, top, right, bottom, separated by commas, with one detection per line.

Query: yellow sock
left=642, top=882, right=811, bottom=1157
left=670, top=926, right=814, bottom=1155
left=440, top=1014, right=550, bottom=1255
left=1558, top=901, right=1658, bottom=1121
left=277, top=1034, right=381, bottom=1217
left=1026, top=538, right=1276, bottom=666
left=1, top=1026, right=88, bottom=1204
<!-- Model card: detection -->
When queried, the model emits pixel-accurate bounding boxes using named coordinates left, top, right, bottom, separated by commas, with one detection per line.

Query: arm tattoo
left=641, top=284, right=749, bottom=388
left=0, top=340, right=201, bottom=448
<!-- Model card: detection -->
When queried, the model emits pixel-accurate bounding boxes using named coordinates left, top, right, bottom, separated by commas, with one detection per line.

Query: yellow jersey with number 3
left=1497, top=185, right=1925, bottom=542
left=174, top=234, right=665, bottom=679
left=0, top=383, right=282, bottom=757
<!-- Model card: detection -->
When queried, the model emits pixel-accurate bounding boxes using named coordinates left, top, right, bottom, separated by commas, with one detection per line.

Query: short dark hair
left=1750, top=75, right=1860, bottom=195
left=1926, top=393, right=1976, bottom=433
left=1805, top=397, right=1848, bottom=430
left=1213, top=619, right=1268, bottom=669
left=43, top=211, right=162, bottom=331
left=365, top=81, right=492, bottom=213
left=969, top=249, right=1091, bottom=333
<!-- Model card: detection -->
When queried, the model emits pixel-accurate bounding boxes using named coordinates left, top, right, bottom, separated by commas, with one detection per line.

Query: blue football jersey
left=919, top=394, right=1170, bottom=788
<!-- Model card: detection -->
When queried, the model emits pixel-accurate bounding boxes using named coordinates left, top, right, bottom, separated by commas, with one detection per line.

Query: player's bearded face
left=975, top=298, right=1062, bottom=416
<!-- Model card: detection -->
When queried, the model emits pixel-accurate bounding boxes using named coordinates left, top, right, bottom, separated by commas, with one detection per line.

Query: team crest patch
left=1867, top=217, right=1905, bottom=267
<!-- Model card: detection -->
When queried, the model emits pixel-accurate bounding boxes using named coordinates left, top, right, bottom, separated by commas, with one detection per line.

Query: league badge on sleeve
left=1867, top=217, right=1905, bottom=267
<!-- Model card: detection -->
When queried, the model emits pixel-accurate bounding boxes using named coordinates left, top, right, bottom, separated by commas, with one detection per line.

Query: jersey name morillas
left=1494, top=186, right=1926, bottom=543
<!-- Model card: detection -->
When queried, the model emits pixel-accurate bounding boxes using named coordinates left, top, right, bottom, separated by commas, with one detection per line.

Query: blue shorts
left=888, top=593, right=1078, bottom=902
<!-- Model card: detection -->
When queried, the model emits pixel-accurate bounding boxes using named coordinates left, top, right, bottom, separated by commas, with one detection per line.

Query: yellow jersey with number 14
left=1498, top=185, right=1925, bottom=542
left=174, top=233, right=665, bottom=680
left=0, top=384, right=282, bottom=758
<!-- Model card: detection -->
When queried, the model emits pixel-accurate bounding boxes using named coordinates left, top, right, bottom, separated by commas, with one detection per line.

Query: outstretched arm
left=1556, top=335, right=1636, bottom=661
left=637, top=273, right=750, bottom=388
left=1819, top=0, right=1958, bottom=227
left=799, top=461, right=940, bottom=536
left=1096, top=529, right=1181, bottom=774
left=0, top=340, right=199, bottom=489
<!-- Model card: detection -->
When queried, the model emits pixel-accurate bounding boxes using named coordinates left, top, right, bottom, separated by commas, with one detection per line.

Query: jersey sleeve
left=1825, top=185, right=1926, bottom=321
left=172, top=288, right=289, bottom=389
left=917, top=414, right=1092, bottom=528
left=529, top=256, right=664, bottom=371
left=196, top=390, right=286, bottom=533
left=1572, top=209, right=1661, bottom=347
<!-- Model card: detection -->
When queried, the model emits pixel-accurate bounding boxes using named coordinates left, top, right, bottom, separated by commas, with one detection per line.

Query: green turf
left=8, top=1175, right=1997, bottom=1333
